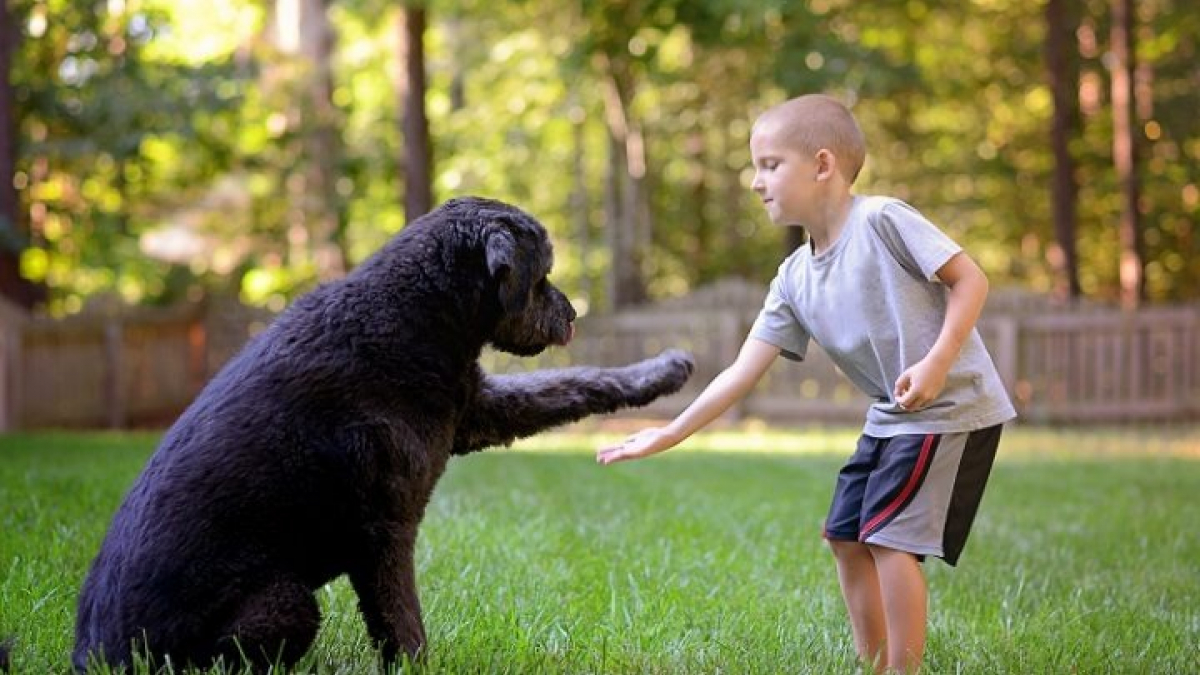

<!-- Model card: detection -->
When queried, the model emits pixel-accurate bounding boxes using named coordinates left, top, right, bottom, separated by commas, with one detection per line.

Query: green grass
left=2, top=426, right=1199, bottom=673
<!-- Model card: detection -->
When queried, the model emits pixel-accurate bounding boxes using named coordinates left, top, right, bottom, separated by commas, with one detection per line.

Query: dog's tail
left=0, top=635, right=12, bottom=672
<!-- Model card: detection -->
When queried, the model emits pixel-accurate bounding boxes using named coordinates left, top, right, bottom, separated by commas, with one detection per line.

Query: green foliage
left=1, top=427, right=1199, bottom=672
left=13, top=0, right=244, bottom=309
left=8, top=0, right=1200, bottom=311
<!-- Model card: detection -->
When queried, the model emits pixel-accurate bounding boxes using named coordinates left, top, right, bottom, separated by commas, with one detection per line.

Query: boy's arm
left=894, top=251, right=989, bottom=411
left=596, top=337, right=780, bottom=464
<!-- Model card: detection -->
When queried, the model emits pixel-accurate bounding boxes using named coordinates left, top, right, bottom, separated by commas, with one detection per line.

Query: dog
left=70, top=196, right=694, bottom=672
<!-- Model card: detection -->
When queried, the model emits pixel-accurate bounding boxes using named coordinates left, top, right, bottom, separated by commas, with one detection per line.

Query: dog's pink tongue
left=562, top=322, right=576, bottom=345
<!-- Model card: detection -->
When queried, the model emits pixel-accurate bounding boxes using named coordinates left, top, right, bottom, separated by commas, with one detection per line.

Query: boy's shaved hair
left=755, top=94, right=866, bottom=184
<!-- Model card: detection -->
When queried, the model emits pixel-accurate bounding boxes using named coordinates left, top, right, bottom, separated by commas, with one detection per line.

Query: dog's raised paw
left=658, top=349, right=696, bottom=378
left=643, top=349, right=695, bottom=394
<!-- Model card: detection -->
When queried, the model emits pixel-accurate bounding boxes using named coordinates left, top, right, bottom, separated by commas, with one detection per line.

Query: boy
left=596, top=94, right=1016, bottom=673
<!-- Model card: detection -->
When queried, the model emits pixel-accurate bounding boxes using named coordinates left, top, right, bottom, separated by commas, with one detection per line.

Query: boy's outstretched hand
left=596, top=427, right=677, bottom=465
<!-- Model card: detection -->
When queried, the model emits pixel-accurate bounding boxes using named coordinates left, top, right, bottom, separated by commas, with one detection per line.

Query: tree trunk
left=603, top=113, right=631, bottom=309
left=599, top=56, right=647, bottom=310
left=1110, top=0, right=1143, bottom=308
left=684, top=129, right=710, bottom=275
left=568, top=94, right=592, bottom=307
left=1044, top=0, right=1082, bottom=300
left=0, top=0, right=30, bottom=308
left=306, top=0, right=348, bottom=277
left=271, top=0, right=347, bottom=278
left=399, top=3, right=433, bottom=222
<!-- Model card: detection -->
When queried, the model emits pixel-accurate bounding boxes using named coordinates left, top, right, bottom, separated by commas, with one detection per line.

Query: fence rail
left=16, top=304, right=210, bottom=429
left=1, top=287, right=1198, bottom=431
left=485, top=282, right=1200, bottom=425
left=504, top=304, right=1199, bottom=425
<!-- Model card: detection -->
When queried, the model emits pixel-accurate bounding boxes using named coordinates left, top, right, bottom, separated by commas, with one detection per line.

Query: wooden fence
left=0, top=297, right=270, bottom=430
left=0, top=298, right=26, bottom=432
left=485, top=281, right=1200, bottom=425
left=16, top=304, right=209, bottom=428
left=1, top=283, right=1198, bottom=430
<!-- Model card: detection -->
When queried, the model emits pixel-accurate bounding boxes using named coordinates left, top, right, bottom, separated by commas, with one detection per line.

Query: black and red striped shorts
left=823, top=424, right=1003, bottom=566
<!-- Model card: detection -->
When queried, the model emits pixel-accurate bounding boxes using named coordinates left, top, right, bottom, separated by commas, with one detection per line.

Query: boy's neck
left=805, top=191, right=857, bottom=255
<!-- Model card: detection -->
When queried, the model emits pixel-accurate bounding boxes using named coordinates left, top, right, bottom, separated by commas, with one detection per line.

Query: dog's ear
left=485, top=226, right=530, bottom=314
left=485, top=226, right=515, bottom=277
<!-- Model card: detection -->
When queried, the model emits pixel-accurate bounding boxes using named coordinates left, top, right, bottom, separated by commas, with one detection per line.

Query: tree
left=1044, top=0, right=1083, bottom=300
left=398, top=2, right=432, bottom=222
left=0, top=0, right=33, bottom=308
left=268, top=0, right=349, bottom=278
left=1110, top=0, right=1143, bottom=308
left=7, top=0, right=1199, bottom=310
left=583, top=0, right=651, bottom=309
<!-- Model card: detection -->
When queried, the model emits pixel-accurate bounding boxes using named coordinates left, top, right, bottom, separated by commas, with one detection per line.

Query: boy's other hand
left=893, top=358, right=949, bottom=411
left=597, top=428, right=676, bottom=465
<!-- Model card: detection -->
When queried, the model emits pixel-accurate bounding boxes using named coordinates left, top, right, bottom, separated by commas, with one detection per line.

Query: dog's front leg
left=349, top=524, right=426, bottom=667
left=453, top=349, right=694, bottom=454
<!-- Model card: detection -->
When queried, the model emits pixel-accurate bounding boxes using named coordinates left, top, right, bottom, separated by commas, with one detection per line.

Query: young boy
left=596, top=94, right=1016, bottom=673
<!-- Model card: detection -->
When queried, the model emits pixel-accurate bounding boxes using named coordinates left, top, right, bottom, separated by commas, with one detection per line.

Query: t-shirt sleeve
left=749, top=269, right=809, bottom=362
left=872, top=200, right=962, bottom=281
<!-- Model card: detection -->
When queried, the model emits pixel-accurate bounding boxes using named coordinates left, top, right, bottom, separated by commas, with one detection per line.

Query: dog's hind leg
left=454, top=349, right=695, bottom=453
left=211, top=577, right=320, bottom=673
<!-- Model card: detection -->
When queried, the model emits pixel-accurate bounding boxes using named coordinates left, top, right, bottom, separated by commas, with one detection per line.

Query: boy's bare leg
left=868, top=545, right=927, bottom=673
left=828, top=540, right=886, bottom=671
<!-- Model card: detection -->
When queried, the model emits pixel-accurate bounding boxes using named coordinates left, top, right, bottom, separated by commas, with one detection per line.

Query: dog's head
left=446, top=197, right=577, bottom=356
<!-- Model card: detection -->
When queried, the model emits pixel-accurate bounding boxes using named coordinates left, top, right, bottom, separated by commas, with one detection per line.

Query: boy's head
left=752, top=94, right=866, bottom=185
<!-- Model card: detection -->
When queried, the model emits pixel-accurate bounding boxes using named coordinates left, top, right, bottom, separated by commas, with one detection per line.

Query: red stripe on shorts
left=860, top=433, right=936, bottom=538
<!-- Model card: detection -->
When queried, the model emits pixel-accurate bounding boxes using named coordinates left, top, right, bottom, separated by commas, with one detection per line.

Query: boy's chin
left=763, top=210, right=798, bottom=227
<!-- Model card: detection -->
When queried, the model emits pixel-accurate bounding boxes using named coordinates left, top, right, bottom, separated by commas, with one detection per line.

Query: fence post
left=990, top=315, right=1019, bottom=401
left=187, top=307, right=208, bottom=396
left=0, top=327, right=8, bottom=432
left=718, top=310, right=746, bottom=422
left=0, top=302, right=26, bottom=432
left=105, top=318, right=127, bottom=429
left=1189, top=305, right=1200, bottom=419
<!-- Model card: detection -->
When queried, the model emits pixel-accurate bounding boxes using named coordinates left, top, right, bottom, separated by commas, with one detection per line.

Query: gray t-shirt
left=750, top=195, right=1017, bottom=437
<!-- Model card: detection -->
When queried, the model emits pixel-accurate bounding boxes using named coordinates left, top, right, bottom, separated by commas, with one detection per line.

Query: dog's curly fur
left=70, top=197, right=694, bottom=672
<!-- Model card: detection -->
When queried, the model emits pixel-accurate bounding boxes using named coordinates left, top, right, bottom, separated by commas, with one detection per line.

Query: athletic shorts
left=822, top=424, right=1003, bottom=566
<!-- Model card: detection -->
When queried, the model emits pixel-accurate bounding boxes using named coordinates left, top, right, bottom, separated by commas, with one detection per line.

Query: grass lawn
left=1, top=425, right=1198, bottom=673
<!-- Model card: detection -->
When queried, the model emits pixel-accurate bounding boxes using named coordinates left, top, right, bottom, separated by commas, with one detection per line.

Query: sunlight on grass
left=2, top=426, right=1198, bottom=673
left=511, top=421, right=861, bottom=456
left=512, top=421, right=1200, bottom=459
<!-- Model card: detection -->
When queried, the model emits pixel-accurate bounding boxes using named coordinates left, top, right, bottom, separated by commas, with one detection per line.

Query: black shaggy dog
left=70, top=197, right=694, bottom=672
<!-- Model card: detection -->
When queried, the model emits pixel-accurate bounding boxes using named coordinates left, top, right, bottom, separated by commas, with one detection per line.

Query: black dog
left=71, top=197, right=694, bottom=672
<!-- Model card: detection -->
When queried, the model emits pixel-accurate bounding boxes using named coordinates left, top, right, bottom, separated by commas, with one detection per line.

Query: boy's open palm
left=597, top=427, right=675, bottom=465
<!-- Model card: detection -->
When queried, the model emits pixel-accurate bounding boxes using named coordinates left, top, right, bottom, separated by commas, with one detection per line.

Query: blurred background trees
left=2, top=0, right=1197, bottom=316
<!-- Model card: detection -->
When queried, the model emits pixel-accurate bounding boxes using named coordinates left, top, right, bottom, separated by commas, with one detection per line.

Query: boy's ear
left=815, top=149, right=837, bottom=181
